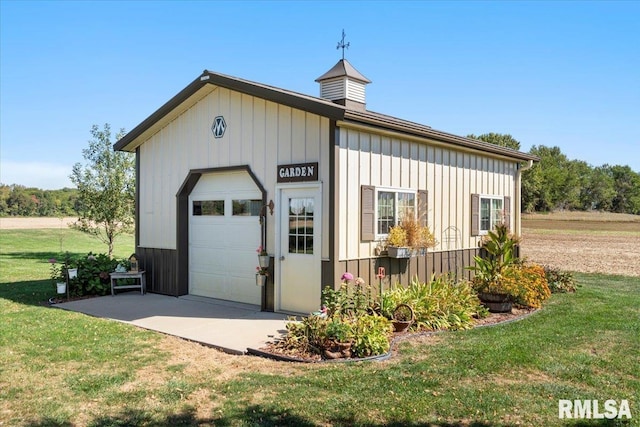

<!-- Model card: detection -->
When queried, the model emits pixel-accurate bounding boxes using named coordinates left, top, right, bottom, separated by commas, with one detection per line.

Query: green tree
left=522, top=145, right=580, bottom=211
left=467, top=132, right=521, bottom=151
left=580, top=165, right=616, bottom=211
left=70, top=124, right=134, bottom=258
left=605, top=165, right=640, bottom=214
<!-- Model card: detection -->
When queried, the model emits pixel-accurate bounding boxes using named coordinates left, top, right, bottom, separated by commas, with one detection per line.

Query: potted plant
left=468, top=223, right=519, bottom=312
left=49, top=258, right=66, bottom=294
left=323, top=320, right=354, bottom=359
left=256, top=245, right=270, bottom=269
left=386, top=215, right=437, bottom=258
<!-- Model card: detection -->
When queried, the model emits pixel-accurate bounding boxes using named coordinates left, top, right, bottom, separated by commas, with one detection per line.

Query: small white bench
left=110, top=271, right=146, bottom=295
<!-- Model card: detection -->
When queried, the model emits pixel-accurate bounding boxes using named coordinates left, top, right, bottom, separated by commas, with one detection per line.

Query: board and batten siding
left=138, top=85, right=331, bottom=258
left=336, top=126, right=517, bottom=261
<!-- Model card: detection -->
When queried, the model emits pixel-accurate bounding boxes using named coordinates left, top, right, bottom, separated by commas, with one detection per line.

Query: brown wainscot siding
left=137, top=247, right=182, bottom=296
left=330, top=248, right=481, bottom=295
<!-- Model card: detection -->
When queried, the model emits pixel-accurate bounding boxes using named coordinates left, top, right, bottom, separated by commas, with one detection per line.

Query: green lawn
left=1, top=228, right=638, bottom=426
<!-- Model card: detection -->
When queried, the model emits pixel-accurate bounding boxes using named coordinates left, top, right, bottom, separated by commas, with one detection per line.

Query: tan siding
left=337, top=126, right=519, bottom=261
left=319, top=118, right=330, bottom=260
left=291, top=109, right=306, bottom=162
left=138, top=87, right=330, bottom=253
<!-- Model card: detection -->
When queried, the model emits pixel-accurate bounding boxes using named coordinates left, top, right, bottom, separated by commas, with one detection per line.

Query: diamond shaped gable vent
left=211, top=116, right=226, bottom=138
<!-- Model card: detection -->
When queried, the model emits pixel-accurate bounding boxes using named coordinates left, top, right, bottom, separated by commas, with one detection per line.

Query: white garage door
left=189, top=171, right=262, bottom=305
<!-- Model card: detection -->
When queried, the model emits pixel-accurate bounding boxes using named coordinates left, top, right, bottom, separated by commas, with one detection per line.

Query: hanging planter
left=256, top=274, right=267, bottom=287
left=56, top=282, right=66, bottom=294
left=387, top=246, right=412, bottom=259
left=67, top=268, right=78, bottom=279
left=258, top=255, right=270, bottom=269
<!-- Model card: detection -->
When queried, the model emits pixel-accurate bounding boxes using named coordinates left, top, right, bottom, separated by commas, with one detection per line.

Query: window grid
left=480, top=196, right=503, bottom=233
left=376, top=190, right=417, bottom=237
left=288, top=198, right=314, bottom=254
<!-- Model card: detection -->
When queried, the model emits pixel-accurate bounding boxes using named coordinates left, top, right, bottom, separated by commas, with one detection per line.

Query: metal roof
left=315, top=59, right=372, bottom=84
left=114, top=69, right=538, bottom=163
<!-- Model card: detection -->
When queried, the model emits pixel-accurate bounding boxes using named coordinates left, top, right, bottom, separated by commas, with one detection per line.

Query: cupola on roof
left=315, top=58, right=371, bottom=111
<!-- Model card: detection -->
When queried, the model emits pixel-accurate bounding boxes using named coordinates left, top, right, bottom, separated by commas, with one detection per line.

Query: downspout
left=515, top=160, right=534, bottom=239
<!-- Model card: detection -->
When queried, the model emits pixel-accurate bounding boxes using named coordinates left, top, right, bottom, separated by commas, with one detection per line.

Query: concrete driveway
left=56, top=293, right=289, bottom=354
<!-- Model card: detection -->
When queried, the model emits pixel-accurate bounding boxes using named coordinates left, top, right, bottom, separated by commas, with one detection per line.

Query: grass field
left=1, top=217, right=639, bottom=426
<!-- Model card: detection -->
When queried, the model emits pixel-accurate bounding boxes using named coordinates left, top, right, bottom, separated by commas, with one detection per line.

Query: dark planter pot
left=392, top=320, right=413, bottom=333
left=478, top=292, right=513, bottom=313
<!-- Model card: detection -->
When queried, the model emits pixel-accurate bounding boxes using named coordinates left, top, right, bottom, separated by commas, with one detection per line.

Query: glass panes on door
left=288, top=197, right=314, bottom=254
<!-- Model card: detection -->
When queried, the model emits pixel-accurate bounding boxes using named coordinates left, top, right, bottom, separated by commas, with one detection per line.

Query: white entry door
left=278, top=186, right=321, bottom=314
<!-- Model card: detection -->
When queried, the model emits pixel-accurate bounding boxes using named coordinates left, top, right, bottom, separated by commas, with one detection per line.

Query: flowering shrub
left=322, top=273, right=372, bottom=318
left=501, top=263, right=551, bottom=308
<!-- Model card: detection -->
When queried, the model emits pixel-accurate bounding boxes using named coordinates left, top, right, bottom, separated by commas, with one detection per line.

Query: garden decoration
left=391, top=303, right=414, bottom=332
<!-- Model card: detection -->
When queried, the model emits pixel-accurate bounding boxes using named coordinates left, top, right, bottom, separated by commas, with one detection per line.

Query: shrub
left=352, top=315, right=393, bottom=358
left=274, top=315, right=325, bottom=356
left=63, top=252, right=130, bottom=297
left=501, top=263, right=551, bottom=308
left=544, top=265, right=577, bottom=293
left=381, top=275, right=484, bottom=331
left=274, top=274, right=394, bottom=359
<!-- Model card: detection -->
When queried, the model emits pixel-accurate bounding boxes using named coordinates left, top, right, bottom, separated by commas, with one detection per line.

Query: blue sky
left=1, top=1, right=638, bottom=189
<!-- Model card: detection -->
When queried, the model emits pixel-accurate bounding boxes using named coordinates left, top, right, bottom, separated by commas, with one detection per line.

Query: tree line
left=1, top=130, right=638, bottom=217
left=469, top=133, right=640, bottom=215
left=0, top=185, right=78, bottom=217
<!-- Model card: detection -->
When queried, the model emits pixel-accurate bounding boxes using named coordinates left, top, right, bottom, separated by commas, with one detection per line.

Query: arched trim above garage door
left=175, top=165, right=266, bottom=298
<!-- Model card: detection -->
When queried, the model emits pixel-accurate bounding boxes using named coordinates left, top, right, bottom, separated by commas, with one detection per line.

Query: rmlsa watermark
left=559, top=399, right=632, bottom=420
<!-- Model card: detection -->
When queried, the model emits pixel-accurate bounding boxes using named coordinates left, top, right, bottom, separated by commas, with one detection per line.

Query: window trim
left=374, top=187, right=418, bottom=240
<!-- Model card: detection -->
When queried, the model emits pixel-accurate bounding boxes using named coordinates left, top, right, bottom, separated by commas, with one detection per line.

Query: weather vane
left=336, top=29, right=350, bottom=60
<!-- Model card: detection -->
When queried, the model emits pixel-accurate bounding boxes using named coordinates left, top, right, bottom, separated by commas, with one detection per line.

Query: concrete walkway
left=56, top=293, right=289, bottom=354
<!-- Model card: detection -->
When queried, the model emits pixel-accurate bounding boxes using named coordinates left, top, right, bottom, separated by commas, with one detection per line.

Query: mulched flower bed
left=253, top=307, right=538, bottom=363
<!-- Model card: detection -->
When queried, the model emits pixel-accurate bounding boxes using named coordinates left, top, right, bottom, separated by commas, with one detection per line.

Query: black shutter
left=471, top=194, right=480, bottom=236
left=503, top=196, right=511, bottom=231
left=361, top=185, right=375, bottom=241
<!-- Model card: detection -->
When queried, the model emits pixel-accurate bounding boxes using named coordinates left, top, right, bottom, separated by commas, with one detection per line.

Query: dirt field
left=520, top=230, right=640, bottom=277
left=520, top=212, right=640, bottom=277
left=0, top=217, right=76, bottom=229
left=3, top=215, right=639, bottom=276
